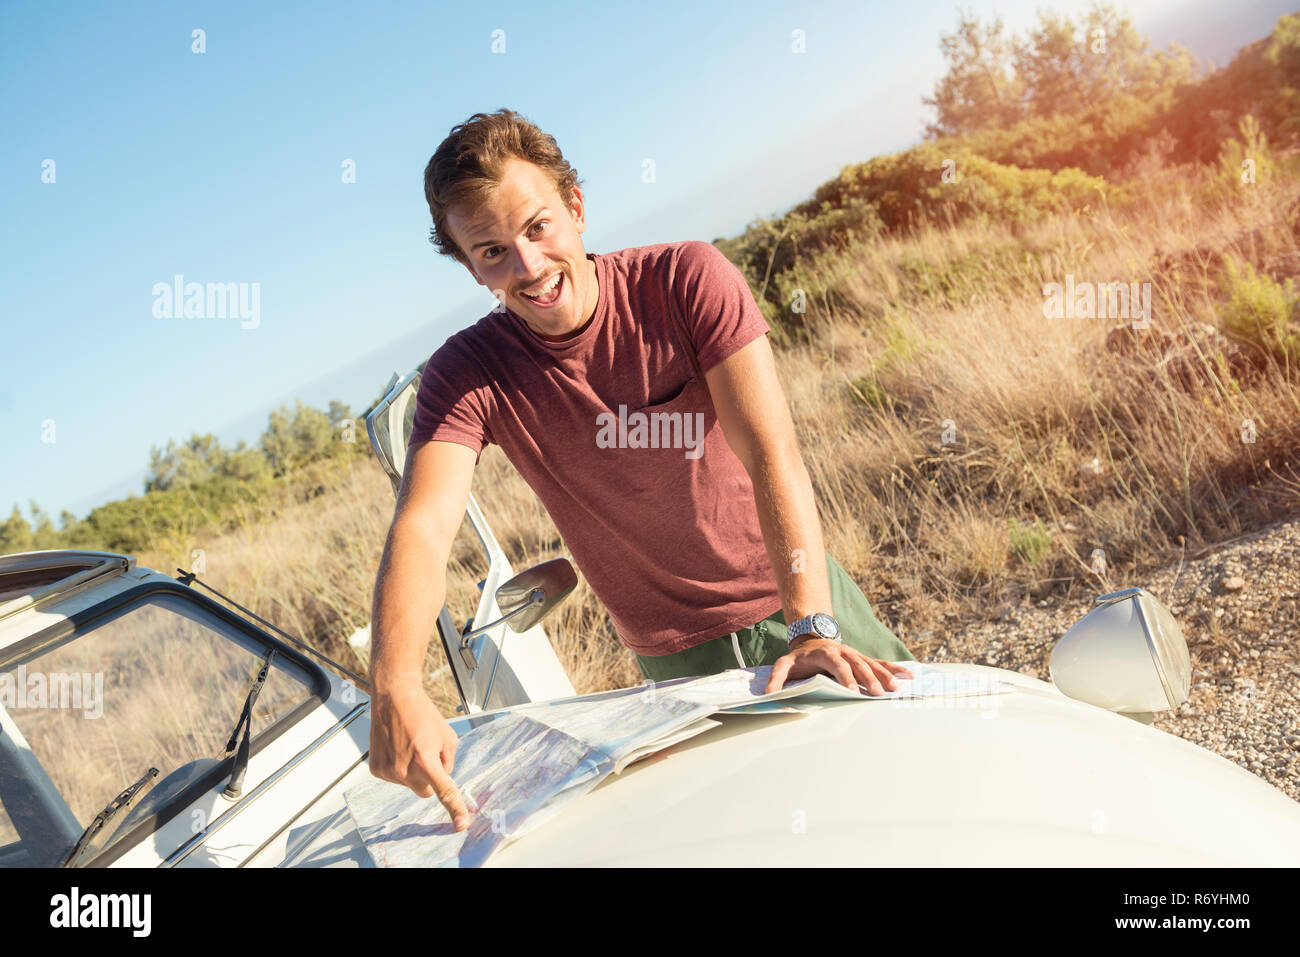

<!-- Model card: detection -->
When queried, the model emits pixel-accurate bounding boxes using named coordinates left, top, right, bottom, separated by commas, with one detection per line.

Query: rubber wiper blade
left=60, top=766, right=159, bottom=867
left=222, top=648, right=277, bottom=799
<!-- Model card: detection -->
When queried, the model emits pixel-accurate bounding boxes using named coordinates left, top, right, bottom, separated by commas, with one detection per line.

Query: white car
left=2, top=369, right=1298, bottom=868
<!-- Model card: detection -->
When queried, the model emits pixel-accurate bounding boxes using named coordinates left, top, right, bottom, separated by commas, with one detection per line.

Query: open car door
left=364, top=370, right=576, bottom=714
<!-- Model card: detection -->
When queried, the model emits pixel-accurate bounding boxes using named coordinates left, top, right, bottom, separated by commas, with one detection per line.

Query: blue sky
left=0, top=0, right=1287, bottom=522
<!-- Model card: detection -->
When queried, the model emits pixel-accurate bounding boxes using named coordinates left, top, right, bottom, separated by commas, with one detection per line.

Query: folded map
left=343, top=661, right=1012, bottom=867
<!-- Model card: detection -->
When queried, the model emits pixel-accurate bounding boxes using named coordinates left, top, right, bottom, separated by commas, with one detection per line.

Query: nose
left=512, top=240, right=549, bottom=288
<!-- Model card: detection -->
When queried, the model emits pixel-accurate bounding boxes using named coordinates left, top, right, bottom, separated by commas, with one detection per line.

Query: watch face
left=812, top=613, right=839, bottom=639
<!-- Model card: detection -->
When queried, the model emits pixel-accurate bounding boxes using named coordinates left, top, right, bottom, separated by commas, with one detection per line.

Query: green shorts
left=634, top=551, right=914, bottom=682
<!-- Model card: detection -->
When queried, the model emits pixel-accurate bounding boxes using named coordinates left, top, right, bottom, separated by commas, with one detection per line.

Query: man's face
left=447, top=157, right=593, bottom=340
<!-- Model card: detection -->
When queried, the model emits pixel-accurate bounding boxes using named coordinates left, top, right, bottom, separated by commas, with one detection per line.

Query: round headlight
left=1049, top=587, right=1190, bottom=713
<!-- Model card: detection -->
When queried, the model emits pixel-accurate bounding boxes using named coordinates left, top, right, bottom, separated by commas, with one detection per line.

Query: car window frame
left=0, top=579, right=331, bottom=867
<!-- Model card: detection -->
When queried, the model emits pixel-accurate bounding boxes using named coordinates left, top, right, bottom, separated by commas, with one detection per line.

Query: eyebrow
left=469, top=207, right=549, bottom=252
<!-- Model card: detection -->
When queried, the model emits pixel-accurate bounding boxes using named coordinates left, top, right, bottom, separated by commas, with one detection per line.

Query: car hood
left=270, top=665, right=1300, bottom=867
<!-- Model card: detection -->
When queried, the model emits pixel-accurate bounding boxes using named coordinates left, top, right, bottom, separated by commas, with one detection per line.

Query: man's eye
left=484, top=223, right=545, bottom=260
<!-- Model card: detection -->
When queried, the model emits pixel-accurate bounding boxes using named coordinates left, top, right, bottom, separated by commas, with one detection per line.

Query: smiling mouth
left=520, top=271, right=564, bottom=306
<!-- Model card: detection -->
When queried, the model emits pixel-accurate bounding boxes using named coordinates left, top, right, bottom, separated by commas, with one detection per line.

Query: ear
left=566, top=186, right=588, bottom=234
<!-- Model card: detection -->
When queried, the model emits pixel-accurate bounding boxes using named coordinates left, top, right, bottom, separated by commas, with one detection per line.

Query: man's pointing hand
left=369, top=679, right=472, bottom=830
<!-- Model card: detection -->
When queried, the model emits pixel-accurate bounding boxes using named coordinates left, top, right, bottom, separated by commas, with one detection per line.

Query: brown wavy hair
left=425, top=109, right=583, bottom=268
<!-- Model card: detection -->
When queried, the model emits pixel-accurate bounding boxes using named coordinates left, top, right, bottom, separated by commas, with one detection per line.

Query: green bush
left=945, top=90, right=1179, bottom=179
left=719, top=144, right=1114, bottom=326
left=1213, top=114, right=1279, bottom=194
left=1007, top=517, right=1053, bottom=566
left=809, top=145, right=1111, bottom=236
left=1220, top=256, right=1300, bottom=364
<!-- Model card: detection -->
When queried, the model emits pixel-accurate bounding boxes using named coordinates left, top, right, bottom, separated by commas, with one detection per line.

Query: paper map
left=343, top=662, right=1013, bottom=866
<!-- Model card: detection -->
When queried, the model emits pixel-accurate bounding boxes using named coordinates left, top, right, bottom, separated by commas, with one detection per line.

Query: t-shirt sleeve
left=407, top=334, right=494, bottom=458
left=671, top=240, right=771, bottom=374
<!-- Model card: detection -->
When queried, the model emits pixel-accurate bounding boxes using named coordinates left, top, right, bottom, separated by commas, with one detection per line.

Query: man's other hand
left=369, top=679, right=471, bottom=830
left=764, top=638, right=915, bottom=695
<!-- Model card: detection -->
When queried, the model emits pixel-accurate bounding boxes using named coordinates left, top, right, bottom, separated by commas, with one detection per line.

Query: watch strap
left=786, top=613, right=841, bottom=649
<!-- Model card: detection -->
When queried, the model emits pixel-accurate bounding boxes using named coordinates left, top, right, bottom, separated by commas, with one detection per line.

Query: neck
left=529, top=257, right=598, bottom=341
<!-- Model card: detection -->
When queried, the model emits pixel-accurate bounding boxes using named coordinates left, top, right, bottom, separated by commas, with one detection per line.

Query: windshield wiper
left=222, top=649, right=277, bottom=799
left=58, top=649, right=277, bottom=865
left=60, top=766, right=159, bottom=867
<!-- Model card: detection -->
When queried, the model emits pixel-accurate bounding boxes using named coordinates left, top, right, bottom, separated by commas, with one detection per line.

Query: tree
left=146, top=432, right=275, bottom=492
left=27, top=500, right=59, bottom=550
left=924, top=2, right=1197, bottom=138
left=144, top=442, right=175, bottom=493
left=0, top=506, right=34, bottom=553
left=1265, top=12, right=1300, bottom=140
left=327, top=399, right=352, bottom=427
left=924, top=9, right=1024, bottom=137
left=220, top=440, right=272, bottom=483
left=1013, top=3, right=1194, bottom=119
left=260, top=400, right=334, bottom=475
left=146, top=433, right=228, bottom=491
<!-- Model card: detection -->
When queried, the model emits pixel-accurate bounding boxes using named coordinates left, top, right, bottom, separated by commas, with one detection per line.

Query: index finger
left=411, top=748, right=472, bottom=831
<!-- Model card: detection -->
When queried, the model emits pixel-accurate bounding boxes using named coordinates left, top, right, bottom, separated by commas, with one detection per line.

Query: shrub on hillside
left=1213, top=114, right=1280, bottom=195
left=1007, top=517, right=1053, bottom=567
left=1220, top=256, right=1300, bottom=366
left=722, top=145, right=1112, bottom=323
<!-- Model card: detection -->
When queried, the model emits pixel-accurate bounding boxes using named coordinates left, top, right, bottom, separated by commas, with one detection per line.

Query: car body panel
left=260, top=666, right=1300, bottom=868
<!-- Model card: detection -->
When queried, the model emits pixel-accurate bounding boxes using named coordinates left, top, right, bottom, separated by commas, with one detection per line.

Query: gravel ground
left=904, top=515, right=1300, bottom=804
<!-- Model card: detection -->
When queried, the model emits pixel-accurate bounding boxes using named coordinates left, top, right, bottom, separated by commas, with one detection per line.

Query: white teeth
left=523, top=273, right=561, bottom=298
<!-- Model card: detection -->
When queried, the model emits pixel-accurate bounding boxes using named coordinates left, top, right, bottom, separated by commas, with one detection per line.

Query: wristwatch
left=787, top=612, right=841, bottom=650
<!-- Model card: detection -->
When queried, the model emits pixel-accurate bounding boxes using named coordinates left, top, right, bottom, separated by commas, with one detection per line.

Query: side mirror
left=460, top=558, right=578, bottom=649
left=494, top=558, right=578, bottom=634
left=457, top=558, right=578, bottom=704
left=1049, top=587, right=1191, bottom=720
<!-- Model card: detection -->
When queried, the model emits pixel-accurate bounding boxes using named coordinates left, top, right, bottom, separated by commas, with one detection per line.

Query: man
left=369, top=109, right=915, bottom=828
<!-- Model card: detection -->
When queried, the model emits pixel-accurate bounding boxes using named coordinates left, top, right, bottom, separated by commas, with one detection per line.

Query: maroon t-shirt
left=408, top=240, right=783, bottom=656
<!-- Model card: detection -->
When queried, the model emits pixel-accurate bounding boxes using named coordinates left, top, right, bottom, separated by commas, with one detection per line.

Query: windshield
left=0, top=589, right=319, bottom=866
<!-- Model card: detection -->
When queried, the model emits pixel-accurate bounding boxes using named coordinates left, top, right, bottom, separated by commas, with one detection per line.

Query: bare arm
left=370, top=440, right=476, bottom=684
left=368, top=439, right=477, bottom=824
left=703, top=336, right=912, bottom=694
left=703, top=337, right=831, bottom=626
